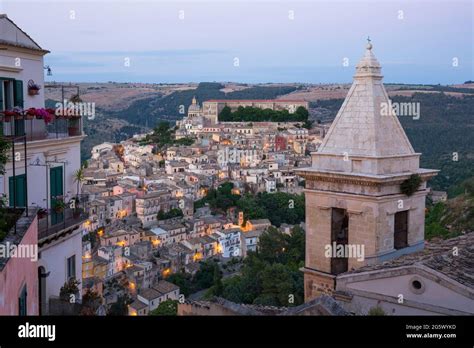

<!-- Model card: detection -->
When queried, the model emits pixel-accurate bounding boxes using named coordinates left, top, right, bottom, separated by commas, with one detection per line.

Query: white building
left=0, top=15, right=88, bottom=314
left=215, top=228, right=241, bottom=258
left=91, top=143, right=114, bottom=160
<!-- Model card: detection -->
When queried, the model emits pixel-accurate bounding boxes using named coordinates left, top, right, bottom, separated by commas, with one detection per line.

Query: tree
left=0, top=137, right=10, bottom=175
left=295, top=106, right=309, bottom=121
left=107, top=294, right=132, bottom=316
left=218, top=106, right=309, bottom=122
left=157, top=208, right=184, bottom=220
left=254, top=263, right=294, bottom=306
left=73, top=167, right=85, bottom=197
left=59, top=278, right=81, bottom=302
left=81, top=288, right=101, bottom=315
left=302, top=119, right=313, bottom=129
left=167, top=273, right=193, bottom=296
left=218, top=226, right=305, bottom=306
left=0, top=136, right=11, bottom=240
left=219, top=106, right=232, bottom=121
left=258, top=227, right=288, bottom=264
left=194, top=260, right=221, bottom=290
left=211, top=265, right=223, bottom=296
left=149, top=300, right=178, bottom=316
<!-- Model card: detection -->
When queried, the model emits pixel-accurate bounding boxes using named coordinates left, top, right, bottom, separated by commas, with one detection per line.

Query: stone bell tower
left=296, top=41, right=438, bottom=301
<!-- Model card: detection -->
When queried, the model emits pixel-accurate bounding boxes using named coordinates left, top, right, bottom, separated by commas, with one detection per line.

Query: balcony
left=37, top=195, right=90, bottom=243
left=1, top=110, right=84, bottom=144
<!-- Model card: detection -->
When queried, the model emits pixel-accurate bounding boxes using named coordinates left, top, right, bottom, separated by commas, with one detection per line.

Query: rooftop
left=342, top=233, right=474, bottom=288
left=154, top=280, right=179, bottom=294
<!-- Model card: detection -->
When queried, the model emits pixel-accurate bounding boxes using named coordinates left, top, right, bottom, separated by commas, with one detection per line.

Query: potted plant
left=59, top=278, right=80, bottom=302
left=37, top=208, right=48, bottom=219
left=27, top=80, right=41, bottom=96
left=35, top=108, right=54, bottom=124
left=53, top=198, right=66, bottom=213
left=68, top=117, right=81, bottom=136
left=1, top=110, right=16, bottom=122
left=25, top=108, right=36, bottom=120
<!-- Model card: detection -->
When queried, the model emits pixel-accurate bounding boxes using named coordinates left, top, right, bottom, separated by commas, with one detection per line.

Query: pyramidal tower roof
left=318, top=41, right=415, bottom=157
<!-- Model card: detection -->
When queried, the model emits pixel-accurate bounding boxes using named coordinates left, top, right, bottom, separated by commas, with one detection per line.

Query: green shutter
left=14, top=80, right=24, bottom=108
left=50, top=166, right=64, bottom=225
left=9, top=174, right=27, bottom=207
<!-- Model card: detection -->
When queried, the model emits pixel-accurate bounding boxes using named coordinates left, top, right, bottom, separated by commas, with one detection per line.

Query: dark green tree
left=149, top=300, right=178, bottom=316
left=107, top=294, right=132, bottom=316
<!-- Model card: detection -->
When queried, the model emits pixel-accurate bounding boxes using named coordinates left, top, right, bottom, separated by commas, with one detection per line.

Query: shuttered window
left=50, top=166, right=64, bottom=225
left=13, top=80, right=23, bottom=108
left=0, top=78, right=24, bottom=136
left=9, top=174, right=27, bottom=207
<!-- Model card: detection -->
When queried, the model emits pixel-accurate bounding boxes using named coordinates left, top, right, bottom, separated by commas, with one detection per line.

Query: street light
left=44, top=65, right=52, bottom=76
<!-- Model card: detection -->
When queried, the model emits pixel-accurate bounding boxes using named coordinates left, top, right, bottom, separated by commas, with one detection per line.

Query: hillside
left=309, top=91, right=474, bottom=194
left=45, top=82, right=473, bottom=179
left=426, top=178, right=474, bottom=240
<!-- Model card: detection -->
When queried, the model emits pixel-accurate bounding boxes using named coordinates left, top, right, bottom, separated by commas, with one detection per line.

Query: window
left=394, top=211, right=408, bottom=250
left=18, top=285, right=27, bottom=316
left=409, top=276, right=425, bottom=294
left=50, top=166, right=64, bottom=225
left=2, top=80, right=14, bottom=110
left=67, top=255, right=76, bottom=280
left=1, top=79, right=24, bottom=135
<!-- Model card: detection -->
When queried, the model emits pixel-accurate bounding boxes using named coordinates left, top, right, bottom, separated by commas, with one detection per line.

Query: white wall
left=0, top=40, right=45, bottom=109
left=339, top=271, right=474, bottom=315
left=1, top=138, right=82, bottom=208
left=38, top=229, right=83, bottom=313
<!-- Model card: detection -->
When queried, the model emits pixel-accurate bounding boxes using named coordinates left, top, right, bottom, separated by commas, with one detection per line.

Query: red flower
left=4, top=110, right=17, bottom=117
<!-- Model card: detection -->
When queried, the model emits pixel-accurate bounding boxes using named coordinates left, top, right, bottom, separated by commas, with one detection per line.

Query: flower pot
left=28, top=88, right=40, bottom=96
left=68, top=127, right=80, bottom=136
left=37, top=209, right=48, bottom=219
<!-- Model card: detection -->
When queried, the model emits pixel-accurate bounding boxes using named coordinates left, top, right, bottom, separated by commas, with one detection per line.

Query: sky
left=2, top=0, right=473, bottom=84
